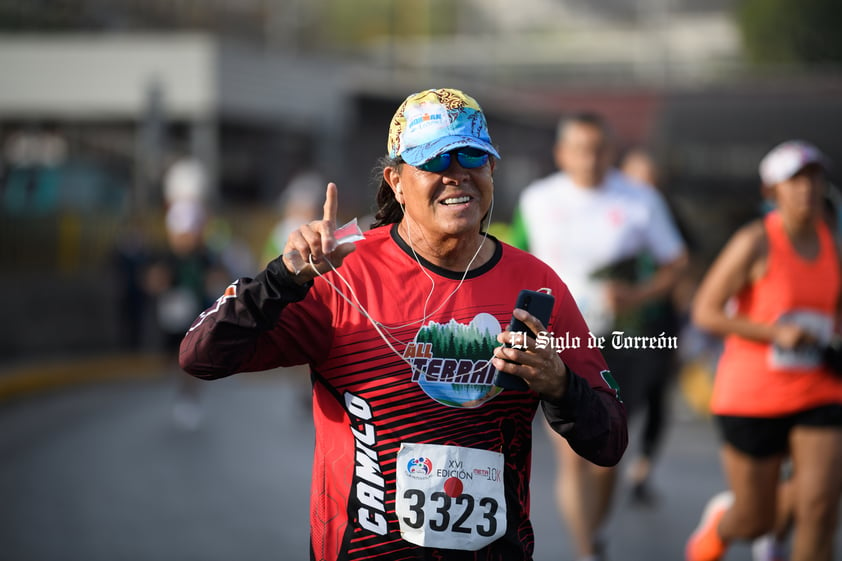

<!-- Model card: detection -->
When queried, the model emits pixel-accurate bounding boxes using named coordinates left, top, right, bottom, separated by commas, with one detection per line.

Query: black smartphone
left=493, top=289, right=556, bottom=390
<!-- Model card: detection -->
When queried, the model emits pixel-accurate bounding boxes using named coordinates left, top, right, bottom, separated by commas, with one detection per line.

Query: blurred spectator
left=617, top=150, right=722, bottom=424
left=163, top=155, right=208, bottom=206
left=145, top=198, right=230, bottom=430
left=206, top=215, right=257, bottom=280
left=618, top=147, right=687, bottom=506
left=511, top=114, right=687, bottom=561
left=262, top=167, right=325, bottom=265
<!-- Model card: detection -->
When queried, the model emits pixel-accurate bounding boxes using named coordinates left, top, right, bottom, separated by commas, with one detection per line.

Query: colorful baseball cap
left=759, top=140, right=829, bottom=185
left=387, top=88, right=500, bottom=167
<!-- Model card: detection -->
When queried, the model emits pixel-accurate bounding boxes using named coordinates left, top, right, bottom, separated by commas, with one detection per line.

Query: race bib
left=395, top=443, right=506, bottom=551
left=769, top=309, right=834, bottom=370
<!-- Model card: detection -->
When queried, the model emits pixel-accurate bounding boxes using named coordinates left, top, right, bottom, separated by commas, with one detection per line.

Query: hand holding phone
left=493, top=289, right=555, bottom=390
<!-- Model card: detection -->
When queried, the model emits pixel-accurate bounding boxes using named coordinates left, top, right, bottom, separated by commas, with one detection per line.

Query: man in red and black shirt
left=180, top=88, right=626, bottom=561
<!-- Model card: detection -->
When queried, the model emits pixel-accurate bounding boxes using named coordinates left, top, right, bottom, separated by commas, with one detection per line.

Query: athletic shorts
left=716, top=404, right=842, bottom=458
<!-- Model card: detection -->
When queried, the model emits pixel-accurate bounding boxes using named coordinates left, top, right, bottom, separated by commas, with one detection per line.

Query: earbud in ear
left=396, top=184, right=402, bottom=194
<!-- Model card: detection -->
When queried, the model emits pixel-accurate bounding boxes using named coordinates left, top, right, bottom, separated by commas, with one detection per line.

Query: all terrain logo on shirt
left=404, top=313, right=503, bottom=408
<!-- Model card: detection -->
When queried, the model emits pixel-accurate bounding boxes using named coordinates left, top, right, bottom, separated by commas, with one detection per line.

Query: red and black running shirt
left=180, top=224, right=627, bottom=561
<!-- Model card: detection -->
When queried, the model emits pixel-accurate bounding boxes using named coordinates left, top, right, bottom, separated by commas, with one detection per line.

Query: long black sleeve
left=178, top=257, right=317, bottom=379
left=541, top=369, right=628, bottom=467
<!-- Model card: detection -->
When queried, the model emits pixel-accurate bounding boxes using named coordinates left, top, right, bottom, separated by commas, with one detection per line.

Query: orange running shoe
left=686, top=491, right=734, bottom=561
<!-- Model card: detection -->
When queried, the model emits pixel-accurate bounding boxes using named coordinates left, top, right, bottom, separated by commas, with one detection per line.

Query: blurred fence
left=0, top=212, right=125, bottom=273
left=0, top=206, right=279, bottom=361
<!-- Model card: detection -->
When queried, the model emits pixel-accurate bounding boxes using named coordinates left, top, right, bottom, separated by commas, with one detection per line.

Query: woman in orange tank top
left=685, top=141, right=842, bottom=561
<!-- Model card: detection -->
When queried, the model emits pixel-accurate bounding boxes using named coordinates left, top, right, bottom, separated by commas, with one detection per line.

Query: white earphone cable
left=307, top=193, right=497, bottom=373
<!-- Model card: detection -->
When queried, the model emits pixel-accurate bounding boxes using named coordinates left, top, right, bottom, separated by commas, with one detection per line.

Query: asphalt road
left=1, top=361, right=839, bottom=561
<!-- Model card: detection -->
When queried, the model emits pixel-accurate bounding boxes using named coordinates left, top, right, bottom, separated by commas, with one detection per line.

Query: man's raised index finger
left=321, top=182, right=339, bottom=255
left=323, top=182, right=338, bottom=229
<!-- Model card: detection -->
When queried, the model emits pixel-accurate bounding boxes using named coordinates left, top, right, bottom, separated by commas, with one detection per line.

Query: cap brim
left=401, top=136, right=501, bottom=167
left=762, top=158, right=828, bottom=186
left=759, top=141, right=831, bottom=185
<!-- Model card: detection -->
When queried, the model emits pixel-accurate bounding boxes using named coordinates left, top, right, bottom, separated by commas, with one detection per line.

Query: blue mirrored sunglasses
left=413, top=147, right=490, bottom=173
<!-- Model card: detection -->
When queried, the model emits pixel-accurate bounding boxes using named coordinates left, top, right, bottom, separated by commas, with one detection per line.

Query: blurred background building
left=1, top=0, right=841, bottom=358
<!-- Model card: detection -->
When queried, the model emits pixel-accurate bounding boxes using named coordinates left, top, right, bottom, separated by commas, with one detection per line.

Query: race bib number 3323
left=395, top=442, right=506, bottom=551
